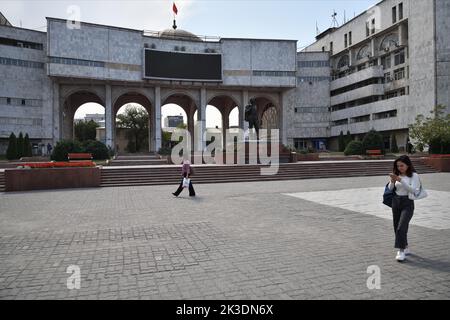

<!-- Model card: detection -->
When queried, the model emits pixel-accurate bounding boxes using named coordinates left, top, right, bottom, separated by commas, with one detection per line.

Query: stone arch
left=113, top=92, right=153, bottom=154
left=61, top=86, right=105, bottom=106
left=380, top=33, right=399, bottom=51
left=161, top=92, right=197, bottom=151
left=337, top=54, right=350, bottom=69
left=357, top=44, right=371, bottom=60
left=161, top=89, right=199, bottom=108
left=62, top=90, right=105, bottom=140
left=112, top=87, right=154, bottom=111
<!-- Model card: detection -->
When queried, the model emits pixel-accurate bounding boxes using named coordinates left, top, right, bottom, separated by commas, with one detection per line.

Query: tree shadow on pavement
left=406, top=254, right=450, bottom=273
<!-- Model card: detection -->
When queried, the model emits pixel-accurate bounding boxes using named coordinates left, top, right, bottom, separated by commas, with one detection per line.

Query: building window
left=392, top=6, right=397, bottom=24
left=350, top=115, right=371, bottom=123
left=332, top=119, right=349, bottom=126
left=371, top=19, right=376, bottom=34
left=384, top=72, right=392, bottom=83
left=297, top=60, right=330, bottom=68
left=394, top=67, right=405, bottom=80
left=394, top=49, right=405, bottom=65
left=21, top=99, right=26, bottom=105
left=366, top=21, right=370, bottom=37
left=399, top=3, right=404, bottom=20
left=381, top=55, right=391, bottom=69
left=322, top=46, right=325, bottom=52
left=330, top=42, right=333, bottom=54
left=6, top=98, right=11, bottom=105
left=344, top=34, right=348, bottom=48
left=373, top=109, right=397, bottom=120
left=294, top=139, right=308, bottom=150
left=349, top=32, right=352, bottom=46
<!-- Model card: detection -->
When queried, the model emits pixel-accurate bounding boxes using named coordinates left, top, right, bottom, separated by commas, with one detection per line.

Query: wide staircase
left=0, top=171, right=5, bottom=192
left=108, top=153, right=168, bottom=166
left=100, top=159, right=437, bottom=188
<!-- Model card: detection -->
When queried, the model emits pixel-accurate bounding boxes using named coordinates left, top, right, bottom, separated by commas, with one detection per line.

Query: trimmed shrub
left=17, top=132, right=24, bottom=158
left=391, top=134, right=399, bottom=153
left=6, top=132, right=18, bottom=160
left=50, top=140, right=83, bottom=161
left=338, top=131, right=345, bottom=152
left=24, top=133, right=33, bottom=157
left=345, top=130, right=352, bottom=147
left=362, top=129, right=385, bottom=154
left=344, top=140, right=364, bottom=156
left=82, top=140, right=109, bottom=160
left=429, top=136, right=450, bottom=155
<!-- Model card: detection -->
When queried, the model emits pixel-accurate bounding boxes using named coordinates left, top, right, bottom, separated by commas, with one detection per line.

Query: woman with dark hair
left=388, top=155, right=421, bottom=262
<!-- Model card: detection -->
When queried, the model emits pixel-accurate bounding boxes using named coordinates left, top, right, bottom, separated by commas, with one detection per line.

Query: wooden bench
left=67, top=153, right=93, bottom=162
left=366, top=149, right=383, bottom=159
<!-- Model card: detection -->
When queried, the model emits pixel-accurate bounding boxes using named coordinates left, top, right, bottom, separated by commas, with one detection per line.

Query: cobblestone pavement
left=0, top=173, right=449, bottom=300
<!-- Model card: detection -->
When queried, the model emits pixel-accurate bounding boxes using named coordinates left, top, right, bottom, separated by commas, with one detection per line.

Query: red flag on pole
left=173, top=2, right=178, bottom=15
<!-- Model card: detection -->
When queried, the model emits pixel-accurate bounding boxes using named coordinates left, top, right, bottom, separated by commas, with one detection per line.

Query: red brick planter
left=423, top=155, right=450, bottom=172
left=5, top=167, right=101, bottom=192
left=296, top=153, right=320, bottom=161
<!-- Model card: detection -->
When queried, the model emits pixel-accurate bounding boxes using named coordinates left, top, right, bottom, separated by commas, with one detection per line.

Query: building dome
left=159, top=28, right=202, bottom=42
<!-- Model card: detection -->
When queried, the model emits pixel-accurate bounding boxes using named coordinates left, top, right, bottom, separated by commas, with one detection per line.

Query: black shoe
left=172, top=192, right=178, bottom=197
left=189, top=194, right=196, bottom=197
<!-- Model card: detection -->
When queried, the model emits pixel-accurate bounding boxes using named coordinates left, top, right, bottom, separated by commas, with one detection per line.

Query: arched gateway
left=45, top=17, right=296, bottom=155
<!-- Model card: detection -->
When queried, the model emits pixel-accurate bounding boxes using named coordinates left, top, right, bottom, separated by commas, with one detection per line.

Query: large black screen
left=144, top=49, right=222, bottom=81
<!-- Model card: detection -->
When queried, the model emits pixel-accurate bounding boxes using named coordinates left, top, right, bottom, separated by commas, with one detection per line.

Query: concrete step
left=0, top=172, right=5, bottom=192
left=100, top=160, right=437, bottom=187
left=108, top=159, right=168, bottom=166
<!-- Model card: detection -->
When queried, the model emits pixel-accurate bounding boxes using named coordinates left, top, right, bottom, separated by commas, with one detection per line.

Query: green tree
left=362, top=129, right=385, bottom=154
left=338, top=131, right=345, bottom=152
left=50, top=140, right=83, bottom=161
left=409, top=105, right=450, bottom=154
left=344, top=140, right=364, bottom=156
left=17, top=132, right=24, bottom=158
left=74, top=120, right=99, bottom=142
left=390, top=134, right=399, bottom=153
left=24, top=133, right=33, bottom=157
left=82, top=140, right=109, bottom=160
left=116, top=106, right=149, bottom=153
left=6, top=132, right=18, bottom=160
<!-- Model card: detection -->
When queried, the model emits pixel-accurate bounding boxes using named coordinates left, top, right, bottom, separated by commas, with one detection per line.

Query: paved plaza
left=0, top=173, right=449, bottom=300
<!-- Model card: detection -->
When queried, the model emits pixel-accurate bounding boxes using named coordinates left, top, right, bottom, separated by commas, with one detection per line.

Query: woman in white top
left=388, top=155, right=421, bottom=262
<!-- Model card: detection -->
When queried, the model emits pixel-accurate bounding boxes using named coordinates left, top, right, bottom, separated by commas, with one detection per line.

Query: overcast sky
left=1, top=0, right=379, bottom=127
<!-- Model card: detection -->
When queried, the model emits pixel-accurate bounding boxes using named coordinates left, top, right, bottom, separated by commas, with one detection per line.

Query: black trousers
left=392, top=195, right=414, bottom=250
left=173, top=174, right=195, bottom=196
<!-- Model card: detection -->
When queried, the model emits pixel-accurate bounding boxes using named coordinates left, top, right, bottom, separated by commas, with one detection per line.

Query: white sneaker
left=396, top=251, right=406, bottom=262
left=404, top=247, right=411, bottom=256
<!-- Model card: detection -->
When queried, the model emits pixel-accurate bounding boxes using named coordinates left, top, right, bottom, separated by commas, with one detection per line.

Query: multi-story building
left=302, top=0, right=450, bottom=151
left=164, top=115, right=184, bottom=128
left=0, top=0, right=449, bottom=155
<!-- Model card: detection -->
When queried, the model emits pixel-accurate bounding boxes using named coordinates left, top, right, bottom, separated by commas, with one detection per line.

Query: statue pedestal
left=216, top=140, right=291, bottom=165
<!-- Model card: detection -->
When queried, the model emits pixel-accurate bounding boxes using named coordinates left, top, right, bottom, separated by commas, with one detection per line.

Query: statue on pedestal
left=244, top=98, right=260, bottom=140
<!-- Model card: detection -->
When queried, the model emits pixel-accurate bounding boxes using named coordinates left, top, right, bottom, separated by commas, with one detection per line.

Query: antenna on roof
left=331, top=10, right=339, bottom=28
left=316, top=21, right=320, bottom=35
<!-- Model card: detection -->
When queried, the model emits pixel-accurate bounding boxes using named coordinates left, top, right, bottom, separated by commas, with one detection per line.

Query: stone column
left=105, top=84, right=114, bottom=149
left=196, top=88, right=206, bottom=152
left=187, top=109, right=195, bottom=151
left=398, top=24, right=405, bottom=47
left=371, top=38, right=376, bottom=57
left=241, top=90, right=248, bottom=141
left=222, top=110, right=229, bottom=150
left=154, top=86, right=162, bottom=152
left=52, top=82, right=61, bottom=145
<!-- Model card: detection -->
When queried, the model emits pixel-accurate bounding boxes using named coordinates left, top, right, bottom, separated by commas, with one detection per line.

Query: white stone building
left=0, top=0, right=449, bottom=155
